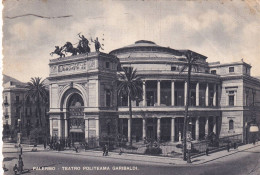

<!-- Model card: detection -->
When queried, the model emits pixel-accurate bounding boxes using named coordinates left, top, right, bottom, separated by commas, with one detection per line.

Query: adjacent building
left=2, top=75, right=49, bottom=139
left=48, top=40, right=260, bottom=145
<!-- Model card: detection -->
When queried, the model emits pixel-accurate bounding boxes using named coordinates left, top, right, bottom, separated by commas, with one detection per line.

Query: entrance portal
left=68, top=93, right=85, bottom=142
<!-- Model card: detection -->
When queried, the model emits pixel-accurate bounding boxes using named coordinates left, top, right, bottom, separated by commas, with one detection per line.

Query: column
left=157, top=118, right=161, bottom=139
left=171, top=81, right=175, bottom=106
left=157, top=81, right=161, bottom=106
left=120, top=119, right=123, bottom=135
left=96, top=119, right=99, bottom=138
left=96, top=81, right=100, bottom=107
left=196, top=82, right=200, bottom=106
left=143, top=81, right=146, bottom=106
left=49, top=84, right=52, bottom=107
left=128, top=118, right=131, bottom=142
left=205, top=117, right=209, bottom=136
left=85, top=119, right=89, bottom=141
left=213, top=84, right=217, bottom=106
left=142, top=118, right=146, bottom=139
left=171, top=118, right=175, bottom=142
left=58, top=118, right=62, bottom=138
left=184, top=81, right=187, bottom=105
left=205, top=83, right=209, bottom=106
left=195, top=117, right=200, bottom=140
left=213, top=117, right=217, bottom=134
left=64, top=119, right=68, bottom=138
left=50, top=118, right=53, bottom=137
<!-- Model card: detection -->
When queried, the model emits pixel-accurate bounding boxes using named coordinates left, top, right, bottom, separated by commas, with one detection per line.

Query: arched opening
left=68, top=93, right=85, bottom=142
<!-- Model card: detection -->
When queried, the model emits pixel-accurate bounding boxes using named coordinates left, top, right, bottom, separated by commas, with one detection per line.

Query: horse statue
left=50, top=46, right=65, bottom=58
left=63, top=42, right=79, bottom=56
left=77, top=41, right=90, bottom=54
left=77, top=33, right=91, bottom=54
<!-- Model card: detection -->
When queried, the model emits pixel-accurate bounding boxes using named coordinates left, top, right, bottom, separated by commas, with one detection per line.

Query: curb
left=194, top=144, right=260, bottom=165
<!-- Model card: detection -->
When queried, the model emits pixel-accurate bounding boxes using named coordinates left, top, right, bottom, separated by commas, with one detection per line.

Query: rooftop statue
left=91, top=37, right=103, bottom=52
left=50, top=46, right=65, bottom=58
left=77, top=33, right=91, bottom=54
left=62, top=42, right=79, bottom=56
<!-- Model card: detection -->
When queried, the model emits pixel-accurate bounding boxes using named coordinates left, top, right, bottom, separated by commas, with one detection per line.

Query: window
left=229, top=120, right=234, bottom=130
left=229, top=67, right=234, bottom=73
left=245, top=91, right=249, bottom=106
left=228, top=91, right=235, bottom=106
left=16, top=96, right=19, bottom=103
left=105, top=90, right=111, bottom=107
left=105, top=62, right=110, bottom=69
left=229, top=95, right=234, bottom=106
left=211, top=70, right=216, bottom=74
left=171, top=66, right=177, bottom=71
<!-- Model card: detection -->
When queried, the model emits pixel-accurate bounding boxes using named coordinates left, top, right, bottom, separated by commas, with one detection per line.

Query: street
left=2, top=143, right=260, bottom=175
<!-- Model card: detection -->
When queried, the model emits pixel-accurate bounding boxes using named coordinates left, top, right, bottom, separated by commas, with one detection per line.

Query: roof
left=3, top=74, right=22, bottom=84
left=109, top=40, right=207, bottom=60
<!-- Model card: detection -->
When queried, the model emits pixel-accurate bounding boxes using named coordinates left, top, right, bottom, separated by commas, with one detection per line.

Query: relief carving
left=58, top=62, right=86, bottom=72
left=88, top=59, right=96, bottom=69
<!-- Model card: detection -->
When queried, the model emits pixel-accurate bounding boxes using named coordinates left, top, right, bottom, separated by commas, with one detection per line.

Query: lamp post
left=17, top=118, right=21, bottom=144
left=186, top=120, right=192, bottom=163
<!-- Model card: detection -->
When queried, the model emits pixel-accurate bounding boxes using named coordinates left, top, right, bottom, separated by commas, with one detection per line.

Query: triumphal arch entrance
left=48, top=52, right=119, bottom=146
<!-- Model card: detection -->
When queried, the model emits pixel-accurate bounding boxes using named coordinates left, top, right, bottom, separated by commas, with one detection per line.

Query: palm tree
left=26, top=77, right=48, bottom=128
left=179, top=50, right=199, bottom=161
left=117, top=67, right=143, bottom=147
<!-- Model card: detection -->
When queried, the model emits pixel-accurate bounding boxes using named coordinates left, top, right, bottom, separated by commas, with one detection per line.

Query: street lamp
left=186, top=120, right=193, bottom=163
left=17, top=118, right=21, bottom=144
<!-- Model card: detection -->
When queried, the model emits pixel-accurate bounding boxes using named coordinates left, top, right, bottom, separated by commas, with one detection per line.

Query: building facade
left=48, top=40, right=260, bottom=144
left=2, top=75, right=49, bottom=139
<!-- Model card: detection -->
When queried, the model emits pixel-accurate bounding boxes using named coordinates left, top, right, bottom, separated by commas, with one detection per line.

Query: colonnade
left=124, top=116, right=218, bottom=142
left=140, top=80, right=218, bottom=107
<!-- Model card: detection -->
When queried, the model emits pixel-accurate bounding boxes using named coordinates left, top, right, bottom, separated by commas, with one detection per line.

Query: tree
left=179, top=51, right=199, bottom=161
left=117, top=67, right=143, bottom=147
left=26, top=77, right=48, bottom=128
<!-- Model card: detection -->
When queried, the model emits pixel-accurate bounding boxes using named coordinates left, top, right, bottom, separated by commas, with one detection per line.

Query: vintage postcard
left=2, top=0, right=260, bottom=175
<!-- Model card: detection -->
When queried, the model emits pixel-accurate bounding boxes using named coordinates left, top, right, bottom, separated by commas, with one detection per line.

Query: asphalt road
left=3, top=145, right=260, bottom=175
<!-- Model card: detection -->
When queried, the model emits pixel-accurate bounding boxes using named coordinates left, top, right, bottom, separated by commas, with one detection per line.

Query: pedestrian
left=18, top=155, right=24, bottom=174
left=105, top=144, right=109, bottom=156
left=233, top=142, right=237, bottom=149
left=13, top=164, right=18, bottom=175
left=44, top=142, right=46, bottom=149
left=227, top=143, right=230, bottom=152
left=206, top=147, right=209, bottom=156
left=75, top=146, right=79, bottom=153
left=103, top=144, right=106, bottom=156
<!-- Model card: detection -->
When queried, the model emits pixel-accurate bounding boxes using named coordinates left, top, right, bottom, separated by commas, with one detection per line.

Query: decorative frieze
left=88, top=59, right=96, bottom=70
left=50, top=65, right=57, bottom=73
left=58, top=62, right=86, bottom=73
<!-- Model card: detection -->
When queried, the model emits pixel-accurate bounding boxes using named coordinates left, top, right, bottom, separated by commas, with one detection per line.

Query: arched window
left=229, top=120, right=234, bottom=130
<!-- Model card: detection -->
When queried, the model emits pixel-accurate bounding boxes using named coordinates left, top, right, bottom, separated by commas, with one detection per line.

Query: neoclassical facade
left=48, top=40, right=260, bottom=144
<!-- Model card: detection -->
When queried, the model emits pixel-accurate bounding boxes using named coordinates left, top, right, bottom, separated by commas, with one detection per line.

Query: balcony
left=3, top=101, right=8, bottom=106
left=4, top=114, right=9, bottom=119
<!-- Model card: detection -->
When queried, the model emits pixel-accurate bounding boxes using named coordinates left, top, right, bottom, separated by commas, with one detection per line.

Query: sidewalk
left=3, top=142, right=260, bottom=166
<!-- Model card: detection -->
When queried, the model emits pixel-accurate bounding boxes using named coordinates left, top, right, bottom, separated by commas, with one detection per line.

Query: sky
left=2, top=0, right=260, bottom=82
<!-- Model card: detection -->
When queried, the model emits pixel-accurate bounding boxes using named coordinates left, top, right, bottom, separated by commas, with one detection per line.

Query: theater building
left=48, top=40, right=260, bottom=144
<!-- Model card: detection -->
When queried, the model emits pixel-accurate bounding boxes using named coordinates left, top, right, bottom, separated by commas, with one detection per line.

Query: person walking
left=105, top=144, right=109, bottom=156
left=233, top=142, right=237, bottom=149
left=103, top=144, right=106, bottom=156
left=227, top=143, right=230, bottom=152
left=18, top=155, right=24, bottom=174
left=206, top=147, right=209, bottom=156
left=13, top=164, right=18, bottom=175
